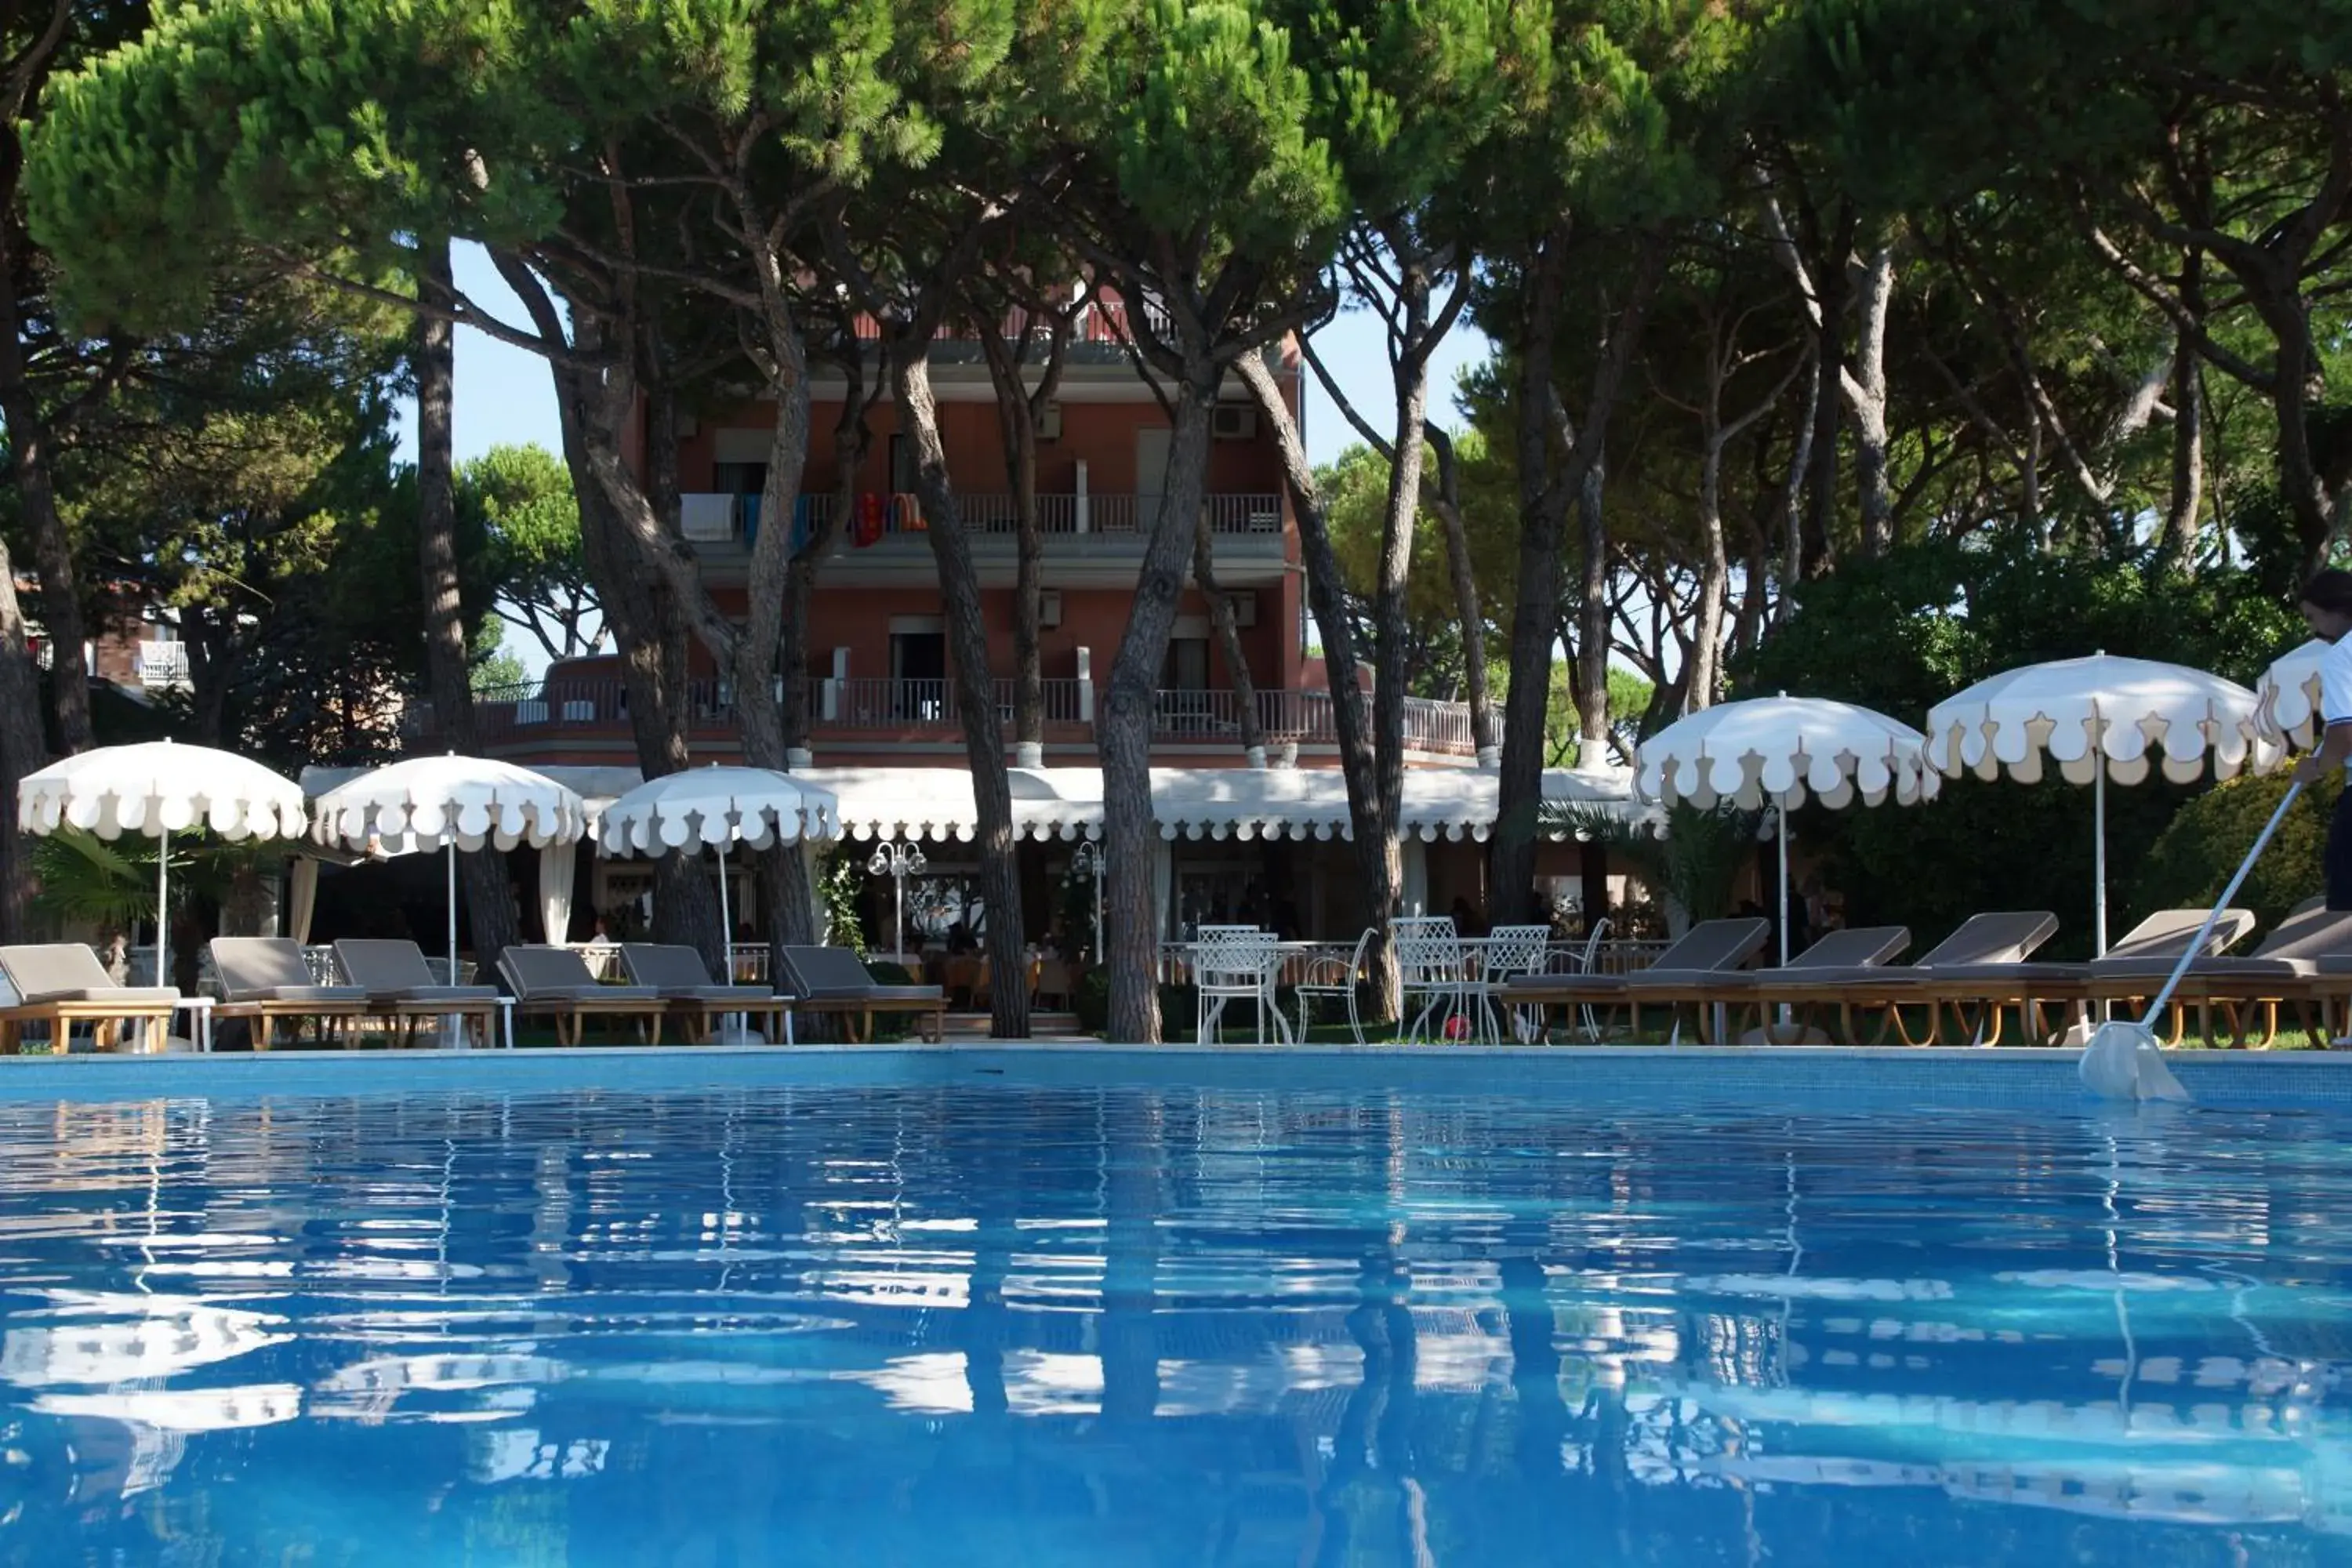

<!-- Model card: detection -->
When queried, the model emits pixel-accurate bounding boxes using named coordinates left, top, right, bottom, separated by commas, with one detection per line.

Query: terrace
left=466, top=676, right=1482, bottom=761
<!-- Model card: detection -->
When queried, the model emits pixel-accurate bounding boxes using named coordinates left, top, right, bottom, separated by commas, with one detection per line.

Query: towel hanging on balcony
left=891, top=492, right=924, bottom=532
left=854, top=492, right=884, bottom=547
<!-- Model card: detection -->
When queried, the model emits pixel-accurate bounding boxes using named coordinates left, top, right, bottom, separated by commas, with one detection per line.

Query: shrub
left=2134, top=771, right=2336, bottom=937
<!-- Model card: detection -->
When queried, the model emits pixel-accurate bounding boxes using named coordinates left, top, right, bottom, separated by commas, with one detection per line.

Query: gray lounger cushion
left=779, top=946, right=944, bottom=1003
left=497, top=946, right=659, bottom=1001
left=0, top=944, right=178, bottom=1005
left=332, top=939, right=500, bottom=1002
left=619, top=944, right=779, bottom=1004
left=211, top=938, right=366, bottom=1004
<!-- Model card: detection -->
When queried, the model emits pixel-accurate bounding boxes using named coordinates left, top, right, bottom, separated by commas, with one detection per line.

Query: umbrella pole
left=1777, top=801, right=1790, bottom=968
left=2094, top=765, right=2108, bottom=958
left=446, top=840, right=459, bottom=980
left=717, top=844, right=733, bottom=972
left=1777, top=800, right=1791, bottom=1035
left=155, top=832, right=169, bottom=990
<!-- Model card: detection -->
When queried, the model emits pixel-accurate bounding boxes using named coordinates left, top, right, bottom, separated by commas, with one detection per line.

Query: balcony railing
left=848, top=295, right=1175, bottom=349
left=136, top=641, right=191, bottom=688
left=684, top=490, right=1281, bottom=546
left=474, top=677, right=1473, bottom=757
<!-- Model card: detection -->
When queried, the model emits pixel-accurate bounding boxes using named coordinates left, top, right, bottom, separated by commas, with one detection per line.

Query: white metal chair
left=1294, top=928, right=1374, bottom=1043
left=1480, top=924, right=1554, bottom=1043
left=1573, top=916, right=1613, bottom=1042
left=1194, top=926, right=1291, bottom=1045
left=1394, top=916, right=1476, bottom=1043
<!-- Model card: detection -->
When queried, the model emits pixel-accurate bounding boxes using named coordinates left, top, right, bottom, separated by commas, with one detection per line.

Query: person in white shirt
left=2291, top=569, right=2352, bottom=908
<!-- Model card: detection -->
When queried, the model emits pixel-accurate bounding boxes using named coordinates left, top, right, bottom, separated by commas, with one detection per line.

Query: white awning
left=301, top=762, right=1638, bottom=846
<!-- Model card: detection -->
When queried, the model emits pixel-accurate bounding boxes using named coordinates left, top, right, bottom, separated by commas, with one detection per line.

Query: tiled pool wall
left=2, top=1043, right=2351, bottom=1110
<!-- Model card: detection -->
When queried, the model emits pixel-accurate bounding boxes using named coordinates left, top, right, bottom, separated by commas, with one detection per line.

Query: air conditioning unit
left=1040, top=590, right=1064, bottom=629
left=1036, top=400, right=1062, bottom=442
left=1223, top=590, right=1258, bottom=627
left=1210, top=402, right=1257, bottom=440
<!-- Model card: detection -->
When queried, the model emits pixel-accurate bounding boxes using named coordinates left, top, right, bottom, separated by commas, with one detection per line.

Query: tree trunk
left=1851, top=245, right=1896, bottom=556
left=1688, top=449, right=1730, bottom=712
left=1371, top=279, right=1432, bottom=933
left=784, top=353, right=873, bottom=753
left=1574, top=459, right=1611, bottom=749
left=1493, top=238, right=1662, bottom=924
left=723, top=315, right=823, bottom=967
left=895, top=345, right=1030, bottom=1040
left=1806, top=264, right=1847, bottom=571
left=415, top=241, right=521, bottom=968
left=1779, top=354, right=1819, bottom=606
left=0, top=255, right=92, bottom=755
left=1428, top=432, right=1496, bottom=761
left=1240, top=352, right=1399, bottom=1015
left=1491, top=245, right=1574, bottom=928
left=1191, top=514, right=1266, bottom=757
left=2252, top=281, right=2336, bottom=575
left=976, top=322, right=1059, bottom=759
left=0, top=540, right=44, bottom=942
left=2161, top=296, right=2205, bottom=575
left=517, top=284, right=724, bottom=965
left=1102, top=374, right=1218, bottom=1043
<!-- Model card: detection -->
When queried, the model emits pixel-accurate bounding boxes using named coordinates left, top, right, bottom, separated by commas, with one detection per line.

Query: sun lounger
left=619, top=944, right=793, bottom=1044
left=332, top=938, right=505, bottom=1047
left=2071, top=909, right=2352, bottom=1047
left=497, top=946, right=671, bottom=1046
left=1499, top=919, right=1771, bottom=1040
left=209, top=937, right=371, bottom=1049
left=1746, top=911, right=2062, bottom=1045
left=0, top=943, right=183, bottom=1054
left=777, top=946, right=946, bottom=1043
left=1506, top=924, right=1907, bottom=1043
left=1860, top=907, right=2259, bottom=1046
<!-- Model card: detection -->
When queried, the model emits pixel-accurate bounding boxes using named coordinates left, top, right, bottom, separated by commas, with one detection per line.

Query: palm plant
left=29, top=828, right=272, bottom=942
left=1541, top=799, right=1762, bottom=935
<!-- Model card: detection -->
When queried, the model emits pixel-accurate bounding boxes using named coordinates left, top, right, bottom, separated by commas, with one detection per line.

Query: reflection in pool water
left=0, top=1074, right=2347, bottom=1565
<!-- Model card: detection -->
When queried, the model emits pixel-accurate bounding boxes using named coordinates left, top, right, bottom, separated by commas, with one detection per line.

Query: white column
left=1076, top=647, right=1095, bottom=724
left=1074, top=459, right=1091, bottom=533
left=1151, top=837, right=1174, bottom=947
left=1401, top=835, right=1429, bottom=916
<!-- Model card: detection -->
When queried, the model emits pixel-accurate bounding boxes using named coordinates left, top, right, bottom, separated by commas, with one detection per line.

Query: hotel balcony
left=676, top=491, right=1290, bottom=588
left=467, top=676, right=1479, bottom=764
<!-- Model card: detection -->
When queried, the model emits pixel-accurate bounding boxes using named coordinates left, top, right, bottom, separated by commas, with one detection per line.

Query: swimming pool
left=1, top=1048, right=2347, bottom=1566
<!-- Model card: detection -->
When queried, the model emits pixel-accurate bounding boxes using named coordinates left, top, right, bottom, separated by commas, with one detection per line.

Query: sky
left=410, top=245, right=1494, bottom=471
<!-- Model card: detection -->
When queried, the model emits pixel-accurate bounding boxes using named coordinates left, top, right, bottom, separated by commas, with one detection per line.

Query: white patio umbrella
left=16, top=740, right=307, bottom=986
left=2254, top=637, right=2329, bottom=750
left=1923, top=652, right=2274, bottom=956
left=310, top=755, right=586, bottom=979
left=594, top=765, right=840, bottom=960
left=1637, top=695, right=1939, bottom=967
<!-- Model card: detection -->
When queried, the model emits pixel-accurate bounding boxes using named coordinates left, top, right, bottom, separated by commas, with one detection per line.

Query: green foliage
left=470, top=622, right=528, bottom=695
left=1543, top=799, right=1759, bottom=931
left=459, top=443, right=598, bottom=662
left=29, top=829, right=268, bottom=938
left=2135, top=771, right=2334, bottom=938
left=818, top=851, right=869, bottom=955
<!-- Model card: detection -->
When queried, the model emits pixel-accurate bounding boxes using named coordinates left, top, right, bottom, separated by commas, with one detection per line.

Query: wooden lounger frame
left=0, top=1000, right=179, bottom=1054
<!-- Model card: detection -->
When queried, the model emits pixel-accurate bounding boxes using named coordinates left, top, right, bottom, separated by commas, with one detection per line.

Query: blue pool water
left=2, top=1053, right=2350, bottom=1566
